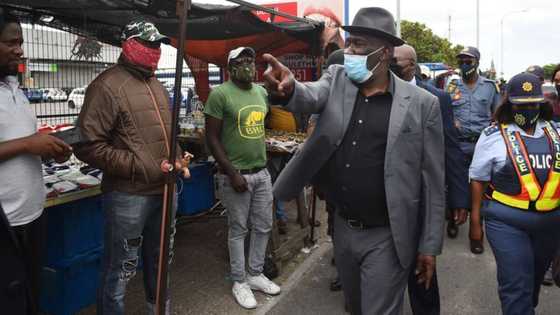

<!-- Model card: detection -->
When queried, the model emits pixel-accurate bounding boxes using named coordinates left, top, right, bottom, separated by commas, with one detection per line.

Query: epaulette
left=483, top=124, right=500, bottom=136
left=446, top=79, right=459, bottom=94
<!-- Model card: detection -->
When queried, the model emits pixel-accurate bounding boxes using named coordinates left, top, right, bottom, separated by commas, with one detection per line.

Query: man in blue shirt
left=445, top=47, right=501, bottom=254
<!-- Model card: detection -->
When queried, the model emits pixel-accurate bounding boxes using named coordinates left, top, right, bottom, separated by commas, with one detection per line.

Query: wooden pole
left=155, top=0, right=190, bottom=314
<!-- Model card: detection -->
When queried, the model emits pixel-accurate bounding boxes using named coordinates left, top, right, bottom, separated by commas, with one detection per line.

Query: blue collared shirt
left=446, top=75, right=501, bottom=139
left=469, top=120, right=558, bottom=182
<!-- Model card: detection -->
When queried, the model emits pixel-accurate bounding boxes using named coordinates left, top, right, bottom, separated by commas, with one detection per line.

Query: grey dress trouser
left=333, top=214, right=410, bottom=315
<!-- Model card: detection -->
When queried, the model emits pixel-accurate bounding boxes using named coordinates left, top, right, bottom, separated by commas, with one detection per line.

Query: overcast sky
left=353, top=0, right=558, bottom=79
left=165, top=0, right=558, bottom=79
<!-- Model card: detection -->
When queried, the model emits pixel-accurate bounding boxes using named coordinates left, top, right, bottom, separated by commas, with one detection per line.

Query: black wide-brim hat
left=342, top=7, right=404, bottom=46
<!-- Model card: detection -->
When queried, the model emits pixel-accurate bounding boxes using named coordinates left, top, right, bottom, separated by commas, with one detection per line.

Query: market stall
left=2, top=1, right=325, bottom=313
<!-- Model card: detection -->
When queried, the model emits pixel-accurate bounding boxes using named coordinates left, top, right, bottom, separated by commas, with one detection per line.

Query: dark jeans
left=484, top=201, right=560, bottom=315
left=408, top=268, right=440, bottom=315
left=12, top=213, right=46, bottom=315
left=97, top=191, right=177, bottom=315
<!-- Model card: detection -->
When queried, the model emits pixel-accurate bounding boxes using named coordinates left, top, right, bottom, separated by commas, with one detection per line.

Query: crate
left=39, top=248, right=102, bottom=315
left=177, top=162, right=215, bottom=216
left=46, top=195, right=104, bottom=266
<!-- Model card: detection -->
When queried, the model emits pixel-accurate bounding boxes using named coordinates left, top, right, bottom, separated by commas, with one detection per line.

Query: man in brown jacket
left=74, top=19, right=188, bottom=315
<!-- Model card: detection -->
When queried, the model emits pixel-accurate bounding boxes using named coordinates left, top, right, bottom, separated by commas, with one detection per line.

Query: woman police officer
left=470, top=72, right=560, bottom=315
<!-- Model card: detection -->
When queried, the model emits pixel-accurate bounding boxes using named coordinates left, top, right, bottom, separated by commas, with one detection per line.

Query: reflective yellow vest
left=489, top=122, right=560, bottom=211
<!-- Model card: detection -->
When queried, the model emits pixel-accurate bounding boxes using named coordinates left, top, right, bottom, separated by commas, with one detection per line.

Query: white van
left=67, top=87, right=86, bottom=109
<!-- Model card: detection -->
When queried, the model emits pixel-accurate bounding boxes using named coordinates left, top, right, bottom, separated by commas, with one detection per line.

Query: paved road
left=267, top=227, right=560, bottom=315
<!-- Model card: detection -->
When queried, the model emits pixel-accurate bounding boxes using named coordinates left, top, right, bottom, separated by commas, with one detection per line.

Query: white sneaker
left=247, top=274, right=281, bottom=296
left=232, top=282, right=257, bottom=309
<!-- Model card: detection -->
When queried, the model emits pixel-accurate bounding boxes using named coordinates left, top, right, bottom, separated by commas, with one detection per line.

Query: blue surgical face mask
left=344, top=46, right=385, bottom=84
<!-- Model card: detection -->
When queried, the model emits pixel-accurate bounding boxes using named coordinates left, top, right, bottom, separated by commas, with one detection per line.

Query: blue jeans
left=483, top=201, right=560, bottom=315
left=218, top=169, right=273, bottom=282
left=97, top=191, right=177, bottom=315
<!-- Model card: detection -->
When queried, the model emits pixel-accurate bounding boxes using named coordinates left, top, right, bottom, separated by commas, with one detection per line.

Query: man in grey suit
left=262, top=7, right=445, bottom=315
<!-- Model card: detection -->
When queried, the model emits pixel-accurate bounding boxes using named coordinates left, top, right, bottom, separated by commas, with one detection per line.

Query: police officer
left=470, top=73, right=560, bottom=315
left=446, top=46, right=501, bottom=254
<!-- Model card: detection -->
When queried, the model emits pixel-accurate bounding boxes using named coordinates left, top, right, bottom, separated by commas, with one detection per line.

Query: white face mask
left=344, top=46, right=385, bottom=84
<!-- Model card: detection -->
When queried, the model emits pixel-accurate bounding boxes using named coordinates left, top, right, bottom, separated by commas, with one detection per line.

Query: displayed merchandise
left=43, top=155, right=103, bottom=199
left=265, top=130, right=307, bottom=153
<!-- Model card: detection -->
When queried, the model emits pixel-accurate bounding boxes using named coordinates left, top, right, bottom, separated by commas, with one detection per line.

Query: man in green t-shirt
left=204, top=47, right=281, bottom=309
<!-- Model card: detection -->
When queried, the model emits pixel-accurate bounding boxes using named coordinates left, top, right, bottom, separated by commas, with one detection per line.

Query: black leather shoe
left=447, top=221, right=458, bottom=239
left=470, top=239, right=484, bottom=254
left=330, top=277, right=342, bottom=291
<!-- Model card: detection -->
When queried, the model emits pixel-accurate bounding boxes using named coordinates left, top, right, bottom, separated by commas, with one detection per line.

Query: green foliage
left=401, top=20, right=464, bottom=67
left=543, top=64, right=558, bottom=81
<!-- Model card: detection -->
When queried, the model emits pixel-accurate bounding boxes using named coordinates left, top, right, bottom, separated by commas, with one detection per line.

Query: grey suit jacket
left=273, top=65, right=445, bottom=268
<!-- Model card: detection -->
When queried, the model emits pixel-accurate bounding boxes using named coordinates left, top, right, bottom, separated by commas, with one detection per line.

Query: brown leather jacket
left=75, top=57, right=177, bottom=195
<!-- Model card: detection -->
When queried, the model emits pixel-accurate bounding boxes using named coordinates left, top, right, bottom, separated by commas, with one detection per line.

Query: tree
left=401, top=20, right=463, bottom=67
left=543, top=63, right=558, bottom=81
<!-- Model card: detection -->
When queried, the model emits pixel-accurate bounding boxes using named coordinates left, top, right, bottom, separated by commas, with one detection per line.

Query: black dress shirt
left=328, top=89, right=393, bottom=226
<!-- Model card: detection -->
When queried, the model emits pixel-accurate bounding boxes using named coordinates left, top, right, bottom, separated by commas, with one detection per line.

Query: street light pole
left=500, top=17, right=504, bottom=78
left=396, top=0, right=401, bottom=37
left=500, top=9, right=529, bottom=78
left=476, top=0, right=480, bottom=48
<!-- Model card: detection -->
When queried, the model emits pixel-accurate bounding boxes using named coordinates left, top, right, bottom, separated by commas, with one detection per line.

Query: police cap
left=456, top=46, right=480, bottom=60
left=507, top=73, right=545, bottom=104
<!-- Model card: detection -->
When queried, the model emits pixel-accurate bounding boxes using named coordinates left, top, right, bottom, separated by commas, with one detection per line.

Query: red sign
left=252, top=2, right=298, bottom=23
left=255, top=67, right=313, bottom=82
left=222, top=68, right=313, bottom=82
left=223, top=54, right=317, bottom=83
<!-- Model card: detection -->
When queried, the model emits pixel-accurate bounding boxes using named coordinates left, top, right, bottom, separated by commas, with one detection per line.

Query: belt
left=337, top=211, right=374, bottom=230
left=238, top=166, right=266, bottom=175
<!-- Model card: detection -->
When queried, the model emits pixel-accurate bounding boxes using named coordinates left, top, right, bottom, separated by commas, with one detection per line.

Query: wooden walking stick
left=155, top=0, right=190, bottom=314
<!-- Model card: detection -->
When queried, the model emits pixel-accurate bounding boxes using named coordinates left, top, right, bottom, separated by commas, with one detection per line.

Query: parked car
left=543, top=82, right=558, bottom=102
left=67, top=87, right=86, bottom=109
left=21, top=88, right=44, bottom=103
left=43, top=88, right=67, bottom=102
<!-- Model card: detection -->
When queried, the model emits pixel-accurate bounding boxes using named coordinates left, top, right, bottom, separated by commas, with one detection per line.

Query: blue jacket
left=419, top=79, right=470, bottom=209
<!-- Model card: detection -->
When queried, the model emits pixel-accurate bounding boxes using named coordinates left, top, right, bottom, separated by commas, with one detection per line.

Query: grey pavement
left=267, top=226, right=560, bottom=315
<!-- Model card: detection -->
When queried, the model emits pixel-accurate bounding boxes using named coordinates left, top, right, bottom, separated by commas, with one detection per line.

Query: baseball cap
left=507, top=73, right=545, bottom=104
left=526, top=65, right=545, bottom=81
left=227, top=47, right=256, bottom=64
left=456, top=46, right=480, bottom=60
left=121, top=20, right=170, bottom=44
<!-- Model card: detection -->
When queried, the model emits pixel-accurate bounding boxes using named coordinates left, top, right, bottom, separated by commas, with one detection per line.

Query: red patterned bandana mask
left=121, top=39, right=161, bottom=72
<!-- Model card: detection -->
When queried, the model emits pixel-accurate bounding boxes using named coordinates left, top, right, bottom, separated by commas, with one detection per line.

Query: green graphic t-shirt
left=204, top=81, right=269, bottom=170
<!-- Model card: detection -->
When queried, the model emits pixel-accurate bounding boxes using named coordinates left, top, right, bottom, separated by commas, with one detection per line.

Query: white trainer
left=247, top=274, right=281, bottom=296
left=232, top=282, right=257, bottom=309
